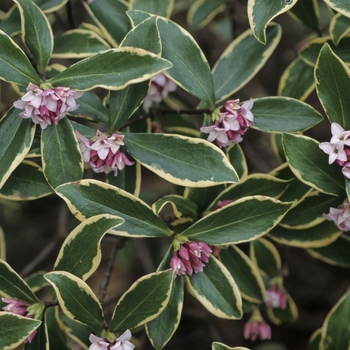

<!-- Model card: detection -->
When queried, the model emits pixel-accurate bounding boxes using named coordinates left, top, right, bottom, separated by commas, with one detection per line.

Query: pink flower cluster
left=264, top=286, right=288, bottom=309
left=13, top=83, right=83, bottom=130
left=244, top=320, right=271, bottom=342
left=319, top=122, right=350, bottom=178
left=170, top=241, right=212, bottom=277
left=2, top=298, right=37, bottom=343
left=143, top=73, right=177, bottom=110
left=76, top=130, right=134, bottom=176
left=324, top=202, right=350, bottom=231
left=89, top=330, right=135, bottom=350
left=200, top=99, right=254, bottom=148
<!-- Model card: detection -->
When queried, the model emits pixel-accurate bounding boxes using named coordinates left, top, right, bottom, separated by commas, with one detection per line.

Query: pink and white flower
left=143, top=73, right=177, bottom=110
left=324, top=202, right=350, bottom=231
left=76, top=130, right=134, bottom=176
left=265, top=285, right=288, bottom=309
left=89, top=330, right=135, bottom=350
left=13, top=83, right=83, bottom=130
left=244, top=320, right=271, bottom=342
left=200, top=98, right=254, bottom=148
left=170, top=240, right=212, bottom=277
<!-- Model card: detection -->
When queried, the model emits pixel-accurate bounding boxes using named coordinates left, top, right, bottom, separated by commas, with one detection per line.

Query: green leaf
left=0, top=312, right=41, bottom=350
left=0, top=259, right=39, bottom=303
left=212, top=343, right=250, bottom=350
left=0, top=30, right=41, bottom=86
left=126, top=9, right=152, bottom=27
left=227, top=144, right=248, bottom=179
left=54, top=215, right=124, bottom=280
left=208, top=174, right=291, bottom=209
left=33, top=0, right=68, bottom=13
left=307, top=329, right=322, bottom=350
left=55, top=179, right=171, bottom=237
left=282, top=133, right=344, bottom=195
left=44, top=271, right=105, bottom=331
left=124, top=133, right=238, bottom=187
left=24, top=271, right=50, bottom=293
left=250, top=238, right=282, bottom=278
left=315, top=43, right=350, bottom=128
left=156, top=16, right=215, bottom=108
left=0, top=108, right=36, bottom=189
left=307, top=234, right=350, bottom=267
left=69, top=91, right=109, bottom=123
left=182, top=196, right=292, bottom=245
left=186, top=256, right=242, bottom=319
left=269, top=221, right=342, bottom=248
left=110, top=270, right=173, bottom=332
left=330, top=13, right=350, bottom=46
left=289, top=0, right=319, bottom=31
left=279, top=191, right=345, bottom=229
left=146, top=277, right=184, bottom=350
left=0, top=6, right=21, bottom=37
left=0, top=160, right=53, bottom=200
left=212, top=23, right=281, bottom=104
left=25, top=310, right=49, bottom=350
left=108, top=82, right=149, bottom=132
left=41, top=117, right=84, bottom=189
left=278, top=56, right=315, bottom=101
left=15, top=0, right=53, bottom=73
left=320, top=289, right=350, bottom=350
left=121, top=16, right=161, bottom=55
left=247, top=0, right=297, bottom=43
left=130, top=0, right=174, bottom=17
left=152, top=195, right=198, bottom=226
left=0, top=226, right=5, bottom=261
left=83, top=0, right=131, bottom=47
left=252, top=97, right=323, bottom=133
left=52, top=29, right=111, bottom=58
left=323, top=0, right=350, bottom=18
left=220, top=245, right=265, bottom=303
left=49, top=47, right=172, bottom=91
left=187, top=0, right=226, bottom=30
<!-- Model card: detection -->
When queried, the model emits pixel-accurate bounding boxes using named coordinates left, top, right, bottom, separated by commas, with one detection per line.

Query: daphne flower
left=89, top=330, right=135, bottom=350
left=319, top=141, right=347, bottom=164
left=330, top=122, right=350, bottom=145
left=244, top=309, right=271, bottom=342
left=324, top=202, right=350, bottom=231
left=265, top=286, right=288, bottom=309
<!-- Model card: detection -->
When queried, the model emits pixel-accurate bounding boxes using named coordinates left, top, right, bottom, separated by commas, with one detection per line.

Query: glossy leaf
left=269, top=221, right=342, bottom=248
left=15, top=0, right=53, bottom=73
left=34, top=0, right=68, bottom=13
left=289, top=0, right=319, bottom=31
left=156, top=16, right=215, bottom=108
left=307, top=329, right=322, bottom=350
left=186, top=256, right=242, bottom=319
left=282, top=133, right=344, bottom=196
left=0, top=259, right=39, bottom=303
left=0, top=108, right=36, bottom=189
left=146, top=277, right=184, bottom=350
left=108, top=83, right=149, bottom=132
left=320, top=289, right=350, bottom=350
left=55, top=179, right=171, bottom=237
left=323, top=0, right=350, bottom=18
left=227, top=144, right=248, bottom=179
left=45, top=307, right=71, bottom=350
left=212, top=343, right=250, bottom=350
left=124, top=133, right=238, bottom=187
left=187, top=0, right=226, bottom=30
left=0, top=313, right=41, bottom=350
left=41, top=117, right=84, bottom=189
left=252, top=97, right=323, bottom=133
left=0, top=6, right=21, bottom=36
left=54, top=215, right=124, bottom=280
left=279, top=191, right=345, bottom=229
left=130, top=0, right=174, bottom=18
left=69, top=91, right=109, bottom=123
left=220, top=245, right=265, bottom=303
left=120, top=16, right=161, bottom=55
left=44, top=271, right=105, bottom=331
left=0, top=160, right=52, bottom=200
left=278, top=56, right=315, bottom=101
left=307, top=234, right=350, bottom=267
left=25, top=310, right=49, bottom=350
left=49, top=48, right=172, bottom=91
left=212, top=23, right=281, bottom=104
left=315, top=43, right=350, bottom=128
left=182, top=196, right=292, bottom=245
left=52, top=29, right=111, bottom=58
left=330, top=13, right=350, bottom=45
left=0, top=226, right=5, bottom=261
left=0, top=30, right=41, bottom=86
left=24, top=271, right=50, bottom=293
left=250, top=238, right=282, bottom=278
left=110, top=270, right=173, bottom=332
left=82, top=0, right=131, bottom=47
left=247, top=0, right=296, bottom=43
